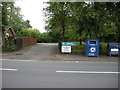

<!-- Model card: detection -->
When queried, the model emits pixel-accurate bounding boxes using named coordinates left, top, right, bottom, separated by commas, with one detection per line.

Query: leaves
left=1, top=2, right=32, bottom=32
left=21, top=29, right=41, bottom=41
left=44, top=2, right=120, bottom=42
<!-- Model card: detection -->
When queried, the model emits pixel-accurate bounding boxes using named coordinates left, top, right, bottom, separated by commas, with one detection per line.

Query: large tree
left=93, top=2, right=120, bottom=42
left=44, top=2, right=120, bottom=43
left=44, top=2, right=71, bottom=41
left=1, top=2, right=32, bottom=50
left=1, top=2, right=32, bottom=32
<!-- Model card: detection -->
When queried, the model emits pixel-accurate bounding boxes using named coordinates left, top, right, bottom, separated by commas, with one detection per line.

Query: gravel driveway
left=2, top=43, right=119, bottom=62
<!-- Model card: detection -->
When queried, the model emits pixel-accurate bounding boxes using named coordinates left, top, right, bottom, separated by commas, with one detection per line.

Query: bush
left=2, top=35, right=17, bottom=51
left=7, top=43, right=16, bottom=51
left=71, top=42, right=86, bottom=54
left=21, top=29, right=41, bottom=41
left=66, top=42, right=108, bottom=55
left=100, top=43, right=108, bottom=55
left=2, top=41, right=16, bottom=51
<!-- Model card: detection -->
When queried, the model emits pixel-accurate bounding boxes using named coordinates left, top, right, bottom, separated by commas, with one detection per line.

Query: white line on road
left=56, top=71, right=120, bottom=74
left=1, top=59, right=37, bottom=61
left=0, top=68, right=17, bottom=71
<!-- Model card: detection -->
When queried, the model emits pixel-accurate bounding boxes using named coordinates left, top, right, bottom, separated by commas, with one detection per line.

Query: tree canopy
left=43, top=2, right=120, bottom=43
left=1, top=2, right=32, bottom=33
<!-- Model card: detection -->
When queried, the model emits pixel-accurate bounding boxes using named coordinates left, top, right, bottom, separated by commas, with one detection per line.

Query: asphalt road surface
left=2, top=60, right=118, bottom=88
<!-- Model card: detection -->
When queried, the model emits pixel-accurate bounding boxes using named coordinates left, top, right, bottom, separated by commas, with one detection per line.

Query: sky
left=15, top=0, right=49, bottom=33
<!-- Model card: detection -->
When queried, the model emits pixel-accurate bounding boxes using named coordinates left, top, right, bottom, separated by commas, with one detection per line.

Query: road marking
left=56, top=71, right=120, bottom=74
left=1, top=59, right=38, bottom=62
left=0, top=68, right=17, bottom=71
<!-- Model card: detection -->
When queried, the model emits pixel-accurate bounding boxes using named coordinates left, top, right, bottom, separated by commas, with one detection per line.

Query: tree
left=44, top=2, right=120, bottom=43
left=93, top=2, right=120, bottom=42
left=1, top=2, right=32, bottom=32
left=1, top=2, right=8, bottom=31
left=1, top=2, right=32, bottom=51
left=44, top=2, right=70, bottom=41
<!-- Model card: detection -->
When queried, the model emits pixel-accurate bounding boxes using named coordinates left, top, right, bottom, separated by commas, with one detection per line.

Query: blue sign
left=86, top=40, right=99, bottom=56
left=108, top=43, right=120, bottom=56
left=62, top=42, right=76, bottom=46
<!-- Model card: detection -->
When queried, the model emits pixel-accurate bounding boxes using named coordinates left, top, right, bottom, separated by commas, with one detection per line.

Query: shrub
left=68, top=42, right=108, bottom=55
left=21, top=29, right=41, bottom=41
left=71, top=42, right=86, bottom=54
left=7, top=42, right=16, bottom=51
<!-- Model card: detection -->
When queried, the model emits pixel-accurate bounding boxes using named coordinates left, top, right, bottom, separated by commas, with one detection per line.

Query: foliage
left=1, top=2, right=32, bottom=32
left=3, top=35, right=16, bottom=51
left=43, top=2, right=120, bottom=43
left=20, top=29, right=41, bottom=41
left=6, top=42, right=16, bottom=51
left=1, top=2, right=32, bottom=51
left=71, top=42, right=86, bottom=54
left=99, top=43, right=108, bottom=55
left=44, top=2, right=71, bottom=41
left=70, top=42, right=108, bottom=55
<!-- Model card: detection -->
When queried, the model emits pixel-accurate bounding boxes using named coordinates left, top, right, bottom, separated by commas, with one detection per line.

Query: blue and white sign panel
left=62, top=42, right=76, bottom=46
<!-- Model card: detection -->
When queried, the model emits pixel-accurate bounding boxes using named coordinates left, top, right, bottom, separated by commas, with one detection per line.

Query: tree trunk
left=79, top=38, right=82, bottom=45
left=79, top=32, right=82, bottom=45
left=62, top=26, right=65, bottom=41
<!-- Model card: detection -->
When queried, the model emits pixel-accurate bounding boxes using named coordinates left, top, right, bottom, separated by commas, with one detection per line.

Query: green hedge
left=71, top=42, right=86, bottom=54
left=70, top=42, right=107, bottom=55
left=99, top=43, right=108, bottom=55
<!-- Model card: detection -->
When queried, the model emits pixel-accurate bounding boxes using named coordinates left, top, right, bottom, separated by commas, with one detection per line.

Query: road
left=1, top=43, right=119, bottom=88
left=2, top=60, right=118, bottom=88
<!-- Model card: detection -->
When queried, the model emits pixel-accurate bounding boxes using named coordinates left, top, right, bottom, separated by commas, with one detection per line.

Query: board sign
left=61, top=46, right=71, bottom=53
left=62, top=42, right=76, bottom=46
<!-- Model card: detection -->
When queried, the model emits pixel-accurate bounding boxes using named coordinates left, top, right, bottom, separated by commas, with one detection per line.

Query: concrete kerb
left=56, top=54, right=119, bottom=62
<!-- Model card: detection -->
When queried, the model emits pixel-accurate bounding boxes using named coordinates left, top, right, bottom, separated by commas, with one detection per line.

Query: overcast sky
left=15, top=0, right=48, bottom=33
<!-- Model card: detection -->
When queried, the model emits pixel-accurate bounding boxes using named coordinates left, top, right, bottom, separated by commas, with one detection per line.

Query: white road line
left=56, top=71, right=120, bottom=74
left=1, top=59, right=38, bottom=62
left=0, top=68, right=17, bottom=71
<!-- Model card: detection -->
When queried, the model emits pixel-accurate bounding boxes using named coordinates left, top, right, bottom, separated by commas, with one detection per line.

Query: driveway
left=2, top=43, right=59, bottom=61
left=2, top=43, right=119, bottom=62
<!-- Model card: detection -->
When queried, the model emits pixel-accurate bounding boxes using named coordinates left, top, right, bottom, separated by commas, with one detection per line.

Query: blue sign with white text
left=86, top=40, right=99, bottom=56
left=62, top=42, right=76, bottom=46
